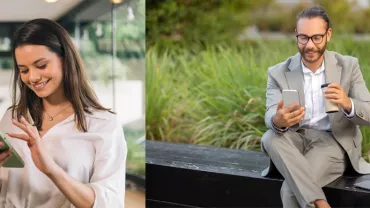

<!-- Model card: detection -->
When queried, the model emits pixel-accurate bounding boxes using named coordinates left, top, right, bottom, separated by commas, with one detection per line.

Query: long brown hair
left=10, top=18, right=112, bottom=132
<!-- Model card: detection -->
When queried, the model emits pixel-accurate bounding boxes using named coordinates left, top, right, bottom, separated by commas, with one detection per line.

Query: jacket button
left=359, top=113, right=363, bottom=117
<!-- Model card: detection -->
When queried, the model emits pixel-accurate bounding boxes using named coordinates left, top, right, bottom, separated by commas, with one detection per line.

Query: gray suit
left=261, top=50, right=370, bottom=207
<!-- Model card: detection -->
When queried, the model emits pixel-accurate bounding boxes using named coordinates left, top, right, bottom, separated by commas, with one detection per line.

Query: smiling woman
left=0, top=18, right=127, bottom=208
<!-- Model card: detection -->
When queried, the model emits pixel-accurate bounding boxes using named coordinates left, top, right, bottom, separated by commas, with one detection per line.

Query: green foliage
left=146, top=0, right=273, bottom=45
left=353, top=8, right=370, bottom=33
left=146, top=39, right=295, bottom=149
left=253, top=0, right=370, bottom=34
left=116, top=0, right=145, bottom=40
left=77, top=0, right=146, bottom=84
left=314, top=0, right=354, bottom=33
left=0, top=58, right=12, bottom=70
left=146, top=38, right=370, bottom=160
left=253, top=2, right=307, bottom=33
left=147, top=0, right=370, bottom=44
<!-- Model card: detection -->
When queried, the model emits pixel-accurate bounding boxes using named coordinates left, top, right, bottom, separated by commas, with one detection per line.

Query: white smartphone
left=282, top=89, right=300, bottom=111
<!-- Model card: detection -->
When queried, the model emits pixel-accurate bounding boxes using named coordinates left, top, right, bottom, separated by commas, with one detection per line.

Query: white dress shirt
left=301, top=60, right=355, bottom=131
left=0, top=109, right=127, bottom=208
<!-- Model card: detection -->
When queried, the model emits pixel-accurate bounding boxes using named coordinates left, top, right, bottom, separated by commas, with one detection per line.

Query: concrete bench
left=146, top=140, right=370, bottom=207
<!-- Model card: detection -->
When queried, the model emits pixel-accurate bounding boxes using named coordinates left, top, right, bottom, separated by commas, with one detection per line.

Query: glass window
left=75, top=0, right=145, bottom=178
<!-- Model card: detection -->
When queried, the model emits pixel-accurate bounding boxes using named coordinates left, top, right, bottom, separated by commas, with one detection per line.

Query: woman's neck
left=42, top=96, right=71, bottom=111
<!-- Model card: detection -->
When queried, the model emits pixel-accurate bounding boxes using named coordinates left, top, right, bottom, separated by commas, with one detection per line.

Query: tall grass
left=146, top=39, right=370, bottom=159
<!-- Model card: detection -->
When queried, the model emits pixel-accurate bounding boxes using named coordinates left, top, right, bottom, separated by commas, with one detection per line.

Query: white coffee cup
left=321, top=83, right=339, bottom=113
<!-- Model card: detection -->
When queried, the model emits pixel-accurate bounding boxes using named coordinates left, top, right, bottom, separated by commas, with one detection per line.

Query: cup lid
left=321, top=83, right=330, bottom=88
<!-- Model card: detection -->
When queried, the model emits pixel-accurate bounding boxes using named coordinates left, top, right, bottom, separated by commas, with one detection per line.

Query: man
left=261, top=6, right=370, bottom=208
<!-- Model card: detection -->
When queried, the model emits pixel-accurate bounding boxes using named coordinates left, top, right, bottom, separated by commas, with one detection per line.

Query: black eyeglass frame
left=295, top=29, right=328, bottom=45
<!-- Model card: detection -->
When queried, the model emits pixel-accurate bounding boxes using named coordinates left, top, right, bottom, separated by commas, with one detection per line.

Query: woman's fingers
left=7, top=133, right=36, bottom=148
left=19, top=117, right=38, bottom=139
left=6, top=133, right=30, bottom=142
left=10, top=117, right=39, bottom=146
left=0, top=151, right=11, bottom=161
left=11, top=119, right=28, bottom=135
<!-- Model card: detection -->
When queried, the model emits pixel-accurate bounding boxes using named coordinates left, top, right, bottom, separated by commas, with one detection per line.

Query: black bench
left=146, top=140, right=370, bottom=207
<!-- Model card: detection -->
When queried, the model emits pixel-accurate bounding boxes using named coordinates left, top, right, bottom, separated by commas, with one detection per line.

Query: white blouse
left=0, top=109, right=127, bottom=208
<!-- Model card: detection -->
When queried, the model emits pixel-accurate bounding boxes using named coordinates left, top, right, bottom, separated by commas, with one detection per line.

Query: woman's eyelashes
left=19, top=64, right=47, bottom=74
left=37, top=64, right=47, bottom=69
left=20, top=69, right=29, bottom=74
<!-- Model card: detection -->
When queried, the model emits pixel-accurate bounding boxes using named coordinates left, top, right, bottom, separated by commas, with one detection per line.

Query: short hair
left=296, top=6, right=330, bottom=30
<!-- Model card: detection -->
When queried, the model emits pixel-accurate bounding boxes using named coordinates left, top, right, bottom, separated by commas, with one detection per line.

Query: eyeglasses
left=296, top=30, right=328, bottom=45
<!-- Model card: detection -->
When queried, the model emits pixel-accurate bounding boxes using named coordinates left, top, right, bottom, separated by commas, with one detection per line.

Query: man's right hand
left=272, top=100, right=305, bottom=129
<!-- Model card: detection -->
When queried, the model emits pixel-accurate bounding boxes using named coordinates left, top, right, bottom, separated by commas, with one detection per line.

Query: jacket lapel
left=285, top=53, right=305, bottom=107
left=323, top=50, right=342, bottom=122
left=285, top=53, right=305, bottom=129
left=324, top=50, right=341, bottom=87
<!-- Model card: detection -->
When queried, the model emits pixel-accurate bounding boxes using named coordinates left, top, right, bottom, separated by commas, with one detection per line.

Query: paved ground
left=125, top=189, right=145, bottom=208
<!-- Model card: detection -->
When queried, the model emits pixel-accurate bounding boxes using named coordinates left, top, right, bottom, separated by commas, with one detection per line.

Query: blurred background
left=0, top=0, right=145, bottom=207
left=146, top=0, right=370, bottom=162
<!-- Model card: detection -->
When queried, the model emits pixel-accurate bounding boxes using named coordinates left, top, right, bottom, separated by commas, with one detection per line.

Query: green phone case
left=0, top=132, right=24, bottom=168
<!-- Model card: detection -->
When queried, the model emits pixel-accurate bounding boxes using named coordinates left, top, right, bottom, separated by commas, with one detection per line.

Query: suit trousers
left=261, top=128, right=347, bottom=208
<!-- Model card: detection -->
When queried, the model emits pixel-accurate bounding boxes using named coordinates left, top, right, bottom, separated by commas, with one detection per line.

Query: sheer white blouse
left=0, top=109, right=127, bottom=208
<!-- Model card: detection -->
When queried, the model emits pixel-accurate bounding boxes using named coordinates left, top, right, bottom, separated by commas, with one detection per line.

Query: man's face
left=296, top=17, right=332, bottom=64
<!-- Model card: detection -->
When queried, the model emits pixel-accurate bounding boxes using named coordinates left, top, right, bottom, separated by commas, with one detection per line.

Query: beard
left=298, top=40, right=327, bottom=63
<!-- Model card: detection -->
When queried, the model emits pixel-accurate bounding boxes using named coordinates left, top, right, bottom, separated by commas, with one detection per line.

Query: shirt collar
left=301, top=59, right=325, bottom=75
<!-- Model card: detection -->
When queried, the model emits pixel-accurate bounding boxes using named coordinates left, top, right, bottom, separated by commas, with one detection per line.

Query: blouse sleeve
left=0, top=110, right=11, bottom=133
left=87, top=115, right=127, bottom=208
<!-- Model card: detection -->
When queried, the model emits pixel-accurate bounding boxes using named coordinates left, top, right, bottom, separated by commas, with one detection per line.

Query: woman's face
left=15, top=45, right=64, bottom=99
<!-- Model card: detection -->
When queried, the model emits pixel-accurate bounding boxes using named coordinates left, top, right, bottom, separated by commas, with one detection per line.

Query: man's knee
left=280, top=181, right=294, bottom=198
left=261, top=129, right=282, bottom=153
left=281, top=181, right=307, bottom=208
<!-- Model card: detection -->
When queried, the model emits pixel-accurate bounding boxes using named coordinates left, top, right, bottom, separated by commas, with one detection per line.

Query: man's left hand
left=324, top=83, right=352, bottom=112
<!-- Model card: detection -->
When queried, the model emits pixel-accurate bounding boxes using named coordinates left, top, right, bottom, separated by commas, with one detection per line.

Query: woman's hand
left=7, top=116, right=59, bottom=176
left=7, top=117, right=95, bottom=207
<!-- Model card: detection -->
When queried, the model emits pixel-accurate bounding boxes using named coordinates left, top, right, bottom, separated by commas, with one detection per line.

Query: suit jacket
left=262, top=50, right=370, bottom=176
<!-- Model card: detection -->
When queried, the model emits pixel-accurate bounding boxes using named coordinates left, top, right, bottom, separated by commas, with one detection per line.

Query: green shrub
left=146, top=0, right=273, bottom=45
left=146, top=38, right=370, bottom=161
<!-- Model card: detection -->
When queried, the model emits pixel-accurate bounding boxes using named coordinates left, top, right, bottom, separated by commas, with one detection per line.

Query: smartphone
left=0, top=132, right=24, bottom=168
left=282, top=89, right=300, bottom=111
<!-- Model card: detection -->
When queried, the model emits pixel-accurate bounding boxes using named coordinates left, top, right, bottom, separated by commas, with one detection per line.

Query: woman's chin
left=33, top=91, right=51, bottom=98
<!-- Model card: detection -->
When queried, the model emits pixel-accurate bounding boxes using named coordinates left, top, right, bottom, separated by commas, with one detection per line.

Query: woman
left=0, top=18, right=127, bottom=207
